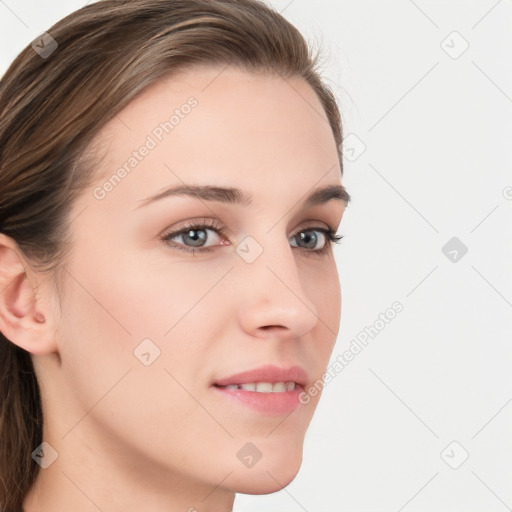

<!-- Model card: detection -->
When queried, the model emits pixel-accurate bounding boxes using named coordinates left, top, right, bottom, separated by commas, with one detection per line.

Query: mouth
left=211, top=365, right=307, bottom=415
left=213, top=364, right=307, bottom=388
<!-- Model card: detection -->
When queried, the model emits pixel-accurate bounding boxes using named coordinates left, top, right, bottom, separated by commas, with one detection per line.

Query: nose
left=234, top=234, right=321, bottom=340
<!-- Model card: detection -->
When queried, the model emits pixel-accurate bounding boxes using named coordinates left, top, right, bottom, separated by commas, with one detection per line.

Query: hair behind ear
left=0, top=338, right=42, bottom=512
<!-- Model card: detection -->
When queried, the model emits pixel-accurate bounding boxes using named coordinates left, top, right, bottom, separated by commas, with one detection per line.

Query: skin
left=0, top=65, right=348, bottom=511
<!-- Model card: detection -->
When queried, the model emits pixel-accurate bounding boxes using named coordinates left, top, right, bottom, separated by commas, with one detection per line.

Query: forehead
left=85, top=65, right=342, bottom=209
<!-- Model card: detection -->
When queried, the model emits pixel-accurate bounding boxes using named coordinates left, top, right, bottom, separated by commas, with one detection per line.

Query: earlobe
left=0, top=235, right=56, bottom=355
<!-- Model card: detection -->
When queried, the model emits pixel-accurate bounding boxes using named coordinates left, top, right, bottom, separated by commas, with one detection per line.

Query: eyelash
left=159, top=219, right=344, bottom=257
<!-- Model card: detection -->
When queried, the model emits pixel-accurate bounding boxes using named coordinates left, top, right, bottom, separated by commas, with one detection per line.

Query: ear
left=0, top=233, right=58, bottom=355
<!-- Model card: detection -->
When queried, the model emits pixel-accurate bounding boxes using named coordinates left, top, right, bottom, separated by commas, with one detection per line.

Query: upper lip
left=213, top=365, right=308, bottom=387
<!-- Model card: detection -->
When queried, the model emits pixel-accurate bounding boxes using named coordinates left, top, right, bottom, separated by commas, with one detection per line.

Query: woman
left=0, top=0, right=351, bottom=510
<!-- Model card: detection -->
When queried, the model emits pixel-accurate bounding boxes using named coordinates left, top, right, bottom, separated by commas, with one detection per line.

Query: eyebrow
left=136, top=183, right=351, bottom=209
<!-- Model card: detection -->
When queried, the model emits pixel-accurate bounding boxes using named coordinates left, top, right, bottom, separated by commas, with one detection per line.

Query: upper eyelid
left=162, top=221, right=337, bottom=240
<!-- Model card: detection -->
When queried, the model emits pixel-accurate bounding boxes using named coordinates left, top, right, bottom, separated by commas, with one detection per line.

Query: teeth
left=221, top=381, right=296, bottom=392
left=255, top=382, right=273, bottom=393
left=272, top=382, right=286, bottom=392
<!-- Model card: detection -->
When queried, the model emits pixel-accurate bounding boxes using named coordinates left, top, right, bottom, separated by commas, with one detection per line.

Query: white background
left=1, top=1, right=511, bottom=511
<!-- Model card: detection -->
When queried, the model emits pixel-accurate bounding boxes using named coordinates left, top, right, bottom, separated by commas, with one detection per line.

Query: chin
left=227, top=449, right=303, bottom=495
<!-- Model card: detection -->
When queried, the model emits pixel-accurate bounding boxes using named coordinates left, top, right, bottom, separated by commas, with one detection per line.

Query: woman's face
left=38, top=65, right=348, bottom=501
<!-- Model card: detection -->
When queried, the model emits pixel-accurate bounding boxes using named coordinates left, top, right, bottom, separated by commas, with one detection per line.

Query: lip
left=213, top=364, right=308, bottom=387
left=212, top=364, right=308, bottom=416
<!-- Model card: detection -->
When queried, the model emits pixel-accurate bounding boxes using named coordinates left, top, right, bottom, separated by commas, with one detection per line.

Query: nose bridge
left=233, top=229, right=319, bottom=337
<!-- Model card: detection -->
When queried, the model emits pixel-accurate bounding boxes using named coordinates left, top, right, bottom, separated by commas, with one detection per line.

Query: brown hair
left=0, top=0, right=345, bottom=509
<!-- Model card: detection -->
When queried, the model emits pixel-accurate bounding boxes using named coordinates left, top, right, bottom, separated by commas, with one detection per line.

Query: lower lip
left=212, top=385, right=304, bottom=415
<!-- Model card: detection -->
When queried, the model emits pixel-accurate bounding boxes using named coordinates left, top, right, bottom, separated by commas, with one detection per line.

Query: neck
left=23, top=421, right=235, bottom=512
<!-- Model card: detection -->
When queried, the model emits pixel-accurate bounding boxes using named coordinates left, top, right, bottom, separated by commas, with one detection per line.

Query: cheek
left=64, top=245, right=230, bottom=336
left=57, top=249, right=234, bottom=398
left=304, top=256, right=342, bottom=334
left=56, top=252, right=236, bottom=465
left=300, top=258, right=342, bottom=383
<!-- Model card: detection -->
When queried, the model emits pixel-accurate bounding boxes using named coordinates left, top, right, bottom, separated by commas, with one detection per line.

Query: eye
left=159, top=219, right=343, bottom=256
left=160, top=219, right=226, bottom=254
left=290, top=227, right=343, bottom=256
